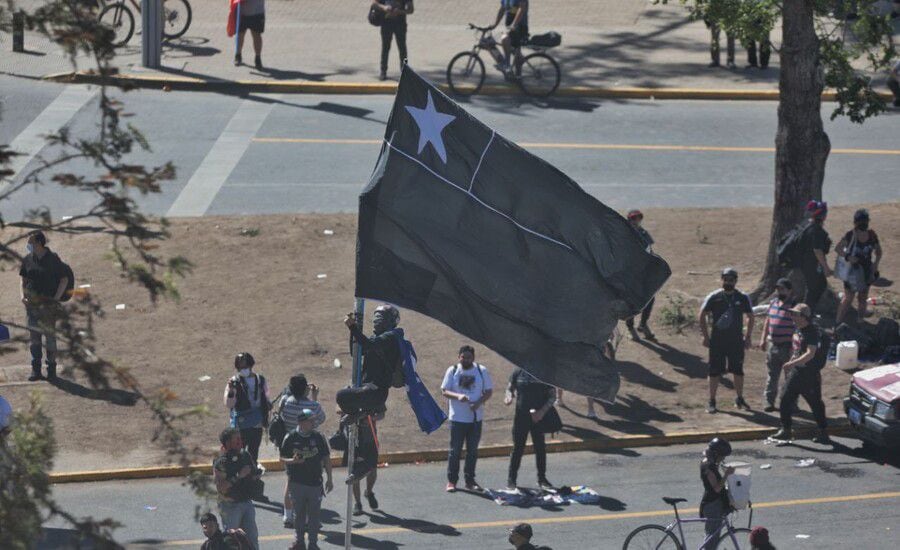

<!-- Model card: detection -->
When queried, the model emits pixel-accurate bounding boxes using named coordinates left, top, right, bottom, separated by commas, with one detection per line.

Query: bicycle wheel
left=446, top=52, right=486, bottom=96
left=98, top=3, right=135, bottom=47
left=515, top=52, right=561, bottom=98
left=716, top=527, right=751, bottom=549
left=162, top=0, right=192, bottom=40
left=623, top=524, right=682, bottom=550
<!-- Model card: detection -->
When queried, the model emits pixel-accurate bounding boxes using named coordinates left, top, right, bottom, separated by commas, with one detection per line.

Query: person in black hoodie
left=337, top=305, right=401, bottom=421
left=504, top=368, right=555, bottom=491
left=20, top=231, right=69, bottom=381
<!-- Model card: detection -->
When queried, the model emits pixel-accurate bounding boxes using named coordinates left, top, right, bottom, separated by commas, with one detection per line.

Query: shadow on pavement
left=164, top=37, right=221, bottom=59
left=368, top=510, right=462, bottom=536
left=37, top=528, right=97, bottom=549
left=49, top=377, right=139, bottom=406
left=321, top=529, right=402, bottom=549
left=636, top=338, right=708, bottom=380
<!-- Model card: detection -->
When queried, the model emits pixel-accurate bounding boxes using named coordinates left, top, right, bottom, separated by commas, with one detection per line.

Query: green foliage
left=658, top=293, right=697, bottom=334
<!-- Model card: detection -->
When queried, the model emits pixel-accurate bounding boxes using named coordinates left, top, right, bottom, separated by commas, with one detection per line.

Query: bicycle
left=98, top=0, right=192, bottom=48
left=622, top=497, right=753, bottom=550
left=446, top=23, right=561, bottom=98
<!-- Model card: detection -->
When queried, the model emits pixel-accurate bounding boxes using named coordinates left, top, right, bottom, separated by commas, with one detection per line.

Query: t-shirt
left=802, top=223, right=831, bottom=271
left=509, top=368, right=554, bottom=412
left=441, top=363, right=493, bottom=423
left=213, top=450, right=256, bottom=502
left=700, top=290, right=753, bottom=343
left=765, top=297, right=796, bottom=345
left=792, top=324, right=826, bottom=371
left=19, top=250, right=65, bottom=299
left=280, top=430, right=329, bottom=486
left=240, top=0, right=265, bottom=16
left=501, top=0, right=528, bottom=27
left=279, top=394, right=325, bottom=432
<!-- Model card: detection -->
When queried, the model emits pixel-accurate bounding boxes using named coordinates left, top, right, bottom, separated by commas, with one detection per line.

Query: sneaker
left=365, top=491, right=379, bottom=510
left=352, top=501, right=364, bottom=516
left=812, top=431, right=832, bottom=445
left=288, top=541, right=306, bottom=550
left=638, top=325, right=656, bottom=340
left=587, top=411, right=599, bottom=419
left=283, top=517, right=294, bottom=529
left=254, top=54, right=263, bottom=70
left=234, top=53, right=242, bottom=66
left=28, top=371, right=43, bottom=382
left=706, top=400, right=717, bottom=414
left=257, top=464, right=266, bottom=476
left=771, top=428, right=792, bottom=441
left=445, top=482, right=457, bottom=493
left=465, top=480, right=483, bottom=492
left=734, top=397, right=750, bottom=411
left=763, top=404, right=777, bottom=413
left=506, top=480, right=518, bottom=491
left=46, top=364, right=57, bottom=381
left=538, top=478, right=554, bottom=491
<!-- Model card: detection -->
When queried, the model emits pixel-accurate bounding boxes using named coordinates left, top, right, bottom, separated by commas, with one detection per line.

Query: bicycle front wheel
left=716, top=527, right=752, bottom=549
left=162, top=0, right=192, bottom=39
left=98, top=3, right=135, bottom=47
left=623, top=524, right=683, bottom=550
left=446, top=52, right=486, bottom=96
left=515, top=52, right=561, bottom=98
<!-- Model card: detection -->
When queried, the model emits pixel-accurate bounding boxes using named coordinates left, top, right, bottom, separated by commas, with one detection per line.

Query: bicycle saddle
left=663, top=497, right=687, bottom=505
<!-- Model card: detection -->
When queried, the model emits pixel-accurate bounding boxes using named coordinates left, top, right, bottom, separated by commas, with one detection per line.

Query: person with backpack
left=772, top=304, right=831, bottom=444
left=699, top=437, right=735, bottom=550
left=834, top=209, right=882, bottom=325
left=224, top=352, right=271, bottom=463
left=277, top=374, right=325, bottom=529
left=19, top=231, right=70, bottom=382
left=757, top=278, right=796, bottom=412
left=200, top=512, right=253, bottom=550
left=624, top=209, right=657, bottom=341
left=213, top=428, right=260, bottom=550
left=372, top=0, right=414, bottom=81
left=699, top=268, right=755, bottom=414
left=800, top=200, right=832, bottom=313
left=504, top=367, right=555, bottom=491
left=441, top=345, right=493, bottom=492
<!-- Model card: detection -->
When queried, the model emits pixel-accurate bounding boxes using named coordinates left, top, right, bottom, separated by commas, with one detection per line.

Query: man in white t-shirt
left=441, top=345, right=493, bottom=492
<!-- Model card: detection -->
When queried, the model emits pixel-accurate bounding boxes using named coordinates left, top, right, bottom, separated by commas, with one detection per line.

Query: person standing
left=224, top=352, right=271, bottom=463
left=441, top=345, right=493, bottom=492
left=213, top=428, right=260, bottom=550
left=280, top=409, right=333, bottom=550
left=234, top=0, right=265, bottom=69
left=772, top=304, right=831, bottom=444
left=19, top=231, right=69, bottom=382
left=699, top=268, right=754, bottom=414
left=745, top=3, right=773, bottom=69
left=278, top=374, right=325, bottom=529
left=703, top=0, right=736, bottom=69
left=835, top=209, right=882, bottom=324
left=624, top=209, right=657, bottom=340
left=504, top=367, right=555, bottom=491
left=757, top=278, right=796, bottom=412
left=373, top=0, right=414, bottom=81
left=699, top=438, right=735, bottom=550
left=337, top=305, right=401, bottom=420
left=800, top=200, right=832, bottom=313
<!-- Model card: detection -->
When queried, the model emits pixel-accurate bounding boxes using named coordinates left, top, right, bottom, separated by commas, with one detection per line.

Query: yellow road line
left=250, top=137, right=900, bottom=155
left=158, top=490, right=900, bottom=546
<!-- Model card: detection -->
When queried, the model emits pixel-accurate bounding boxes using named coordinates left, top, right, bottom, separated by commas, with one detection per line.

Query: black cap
left=509, top=523, right=533, bottom=539
left=721, top=267, right=738, bottom=279
left=775, top=278, right=792, bottom=290
left=199, top=512, right=218, bottom=524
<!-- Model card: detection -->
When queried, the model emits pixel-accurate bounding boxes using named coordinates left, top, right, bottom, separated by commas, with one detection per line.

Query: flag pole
left=234, top=1, right=241, bottom=60
left=344, top=297, right=365, bottom=550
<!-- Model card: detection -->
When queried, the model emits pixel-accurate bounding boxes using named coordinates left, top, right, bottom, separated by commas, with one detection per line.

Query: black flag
left=356, top=66, right=670, bottom=401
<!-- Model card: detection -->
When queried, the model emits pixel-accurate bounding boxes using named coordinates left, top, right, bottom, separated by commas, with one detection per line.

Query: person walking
left=234, top=0, right=265, bottom=69
left=758, top=278, right=796, bottom=412
left=213, top=428, right=260, bottom=550
left=224, top=352, right=271, bottom=463
left=699, top=437, right=735, bottom=550
left=373, top=0, right=414, bottom=81
left=699, top=268, right=754, bottom=413
left=835, top=209, right=882, bottom=324
left=19, top=231, right=69, bottom=382
left=504, top=367, right=555, bottom=491
left=799, top=200, right=832, bottom=313
left=624, top=209, right=657, bottom=340
left=772, top=304, right=831, bottom=444
left=278, top=374, right=325, bottom=529
left=441, top=345, right=493, bottom=492
left=280, top=409, right=333, bottom=550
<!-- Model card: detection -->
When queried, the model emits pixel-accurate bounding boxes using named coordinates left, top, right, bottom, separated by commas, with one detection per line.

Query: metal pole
left=141, top=0, right=162, bottom=68
left=344, top=298, right=365, bottom=550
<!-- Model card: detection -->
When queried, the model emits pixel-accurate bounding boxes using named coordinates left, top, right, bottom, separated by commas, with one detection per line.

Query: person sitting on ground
left=624, top=209, right=657, bottom=340
left=699, top=437, right=735, bottom=550
left=749, top=526, right=777, bottom=550
left=278, top=374, right=325, bottom=529
left=224, top=352, right=271, bottom=463
left=835, top=209, right=882, bottom=325
left=758, top=278, right=796, bottom=413
left=199, top=512, right=252, bottom=550
left=490, top=0, right=529, bottom=71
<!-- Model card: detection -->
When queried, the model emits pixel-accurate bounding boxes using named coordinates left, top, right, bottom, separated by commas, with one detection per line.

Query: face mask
left=239, top=368, right=251, bottom=378
left=26, top=243, right=34, bottom=253
left=856, top=222, right=869, bottom=231
left=722, top=283, right=735, bottom=292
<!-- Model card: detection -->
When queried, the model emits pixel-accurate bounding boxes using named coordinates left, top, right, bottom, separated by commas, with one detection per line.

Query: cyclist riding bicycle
left=700, top=437, right=735, bottom=549
left=489, top=0, right=529, bottom=71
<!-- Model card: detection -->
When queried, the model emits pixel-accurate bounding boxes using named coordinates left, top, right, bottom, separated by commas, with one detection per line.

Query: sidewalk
left=2, top=0, right=798, bottom=91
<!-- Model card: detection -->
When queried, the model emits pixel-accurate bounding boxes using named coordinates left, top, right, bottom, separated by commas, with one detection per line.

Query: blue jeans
left=447, top=420, right=482, bottom=484
left=218, top=499, right=259, bottom=550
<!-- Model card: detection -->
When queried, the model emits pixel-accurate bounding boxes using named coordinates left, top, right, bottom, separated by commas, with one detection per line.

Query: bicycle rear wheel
left=446, top=52, right=486, bottom=96
left=162, top=0, right=192, bottom=40
left=623, top=524, right=683, bottom=550
left=716, top=527, right=751, bottom=549
left=515, top=52, right=561, bottom=98
left=98, top=3, right=135, bottom=47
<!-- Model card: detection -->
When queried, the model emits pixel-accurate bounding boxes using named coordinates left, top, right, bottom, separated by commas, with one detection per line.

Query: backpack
left=875, top=318, right=900, bottom=350
left=811, top=329, right=831, bottom=371
left=267, top=391, right=288, bottom=447
left=528, top=31, right=562, bottom=48
left=776, top=221, right=811, bottom=269
left=834, top=322, right=878, bottom=358
left=367, top=3, right=385, bottom=26
left=58, top=257, right=75, bottom=302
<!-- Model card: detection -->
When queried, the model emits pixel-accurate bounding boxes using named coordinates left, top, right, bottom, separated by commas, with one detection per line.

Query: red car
left=844, top=363, right=900, bottom=449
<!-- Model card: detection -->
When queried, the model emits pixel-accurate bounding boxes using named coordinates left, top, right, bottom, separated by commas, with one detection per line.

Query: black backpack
left=812, top=329, right=831, bottom=371
left=54, top=253, right=76, bottom=302
left=368, top=3, right=385, bottom=26
left=776, top=221, right=811, bottom=269
left=875, top=318, right=900, bottom=350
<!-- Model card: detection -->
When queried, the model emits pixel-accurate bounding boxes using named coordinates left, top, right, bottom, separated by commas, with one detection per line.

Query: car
left=843, top=362, right=900, bottom=450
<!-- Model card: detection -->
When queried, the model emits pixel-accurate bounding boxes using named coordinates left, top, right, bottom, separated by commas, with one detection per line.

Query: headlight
left=872, top=401, right=897, bottom=421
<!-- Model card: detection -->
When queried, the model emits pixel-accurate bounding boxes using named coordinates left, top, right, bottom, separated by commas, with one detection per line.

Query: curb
left=43, top=72, right=893, bottom=102
left=48, top=423, right=854, bottom=484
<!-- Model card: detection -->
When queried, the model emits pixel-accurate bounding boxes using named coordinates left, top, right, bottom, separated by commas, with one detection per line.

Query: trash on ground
left=323, top=229, right=334, bottom=235
left=317, top=274, right=327, bottom=279
left=198, top=375, right=211, bottom=382
left=795, top=534, right=810, bottom=539
left=115, top=304, right=126, bottom=310
left=333, top=358, right=342, bottom=369
left=144, top=506, right=157, bottom=511
left=759, top=464, right=772, bottom=470
left=795, top=458, right=816, bottom=468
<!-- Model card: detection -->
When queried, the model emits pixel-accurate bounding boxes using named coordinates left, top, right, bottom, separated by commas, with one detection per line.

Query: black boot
left=46, top=363, right=57, bottom=381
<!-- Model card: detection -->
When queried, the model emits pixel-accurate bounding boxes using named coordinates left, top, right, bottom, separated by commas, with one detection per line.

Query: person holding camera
left=278, top=374, right=325, bottom=529
left=224, top=352, right=271, bottom=463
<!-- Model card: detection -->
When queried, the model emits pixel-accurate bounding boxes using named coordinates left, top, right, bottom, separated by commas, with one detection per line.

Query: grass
left=658, top=293, right=696, bottom=334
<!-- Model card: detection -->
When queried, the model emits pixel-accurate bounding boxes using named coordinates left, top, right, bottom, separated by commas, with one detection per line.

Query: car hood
left=852, top=363, right=900, bottom=404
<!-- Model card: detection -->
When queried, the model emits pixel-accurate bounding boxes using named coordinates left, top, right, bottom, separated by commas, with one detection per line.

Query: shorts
left=708, top=342, right=744, bottom=376
left=239, top=13, right=265, bottom=34
left=505, top=18, right=529, bottom=48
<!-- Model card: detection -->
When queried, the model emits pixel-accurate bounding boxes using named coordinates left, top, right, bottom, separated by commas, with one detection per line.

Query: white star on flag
left=404, top=91, right=456, bottom=163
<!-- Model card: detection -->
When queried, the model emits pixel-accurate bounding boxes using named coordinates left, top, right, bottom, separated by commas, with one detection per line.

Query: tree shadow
left=320, top=507, right=343, bottom=525
left=321, top=529, right=403, bottom=549
left=616, top=360, right=678, bottom=393
left=49, top=377, right=138, bottom=406
left=367, top=510, right=462, bottom=536
left=163, top=37, right=221, bottom=59
left=36, top=527, right=97, bottom=549
left=249, top=67, right=339, bottom=82
left=636, top=339, right=708, bottom=380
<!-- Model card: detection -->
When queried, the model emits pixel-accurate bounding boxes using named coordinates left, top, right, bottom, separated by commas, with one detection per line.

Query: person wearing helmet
left=338, top=305, right=402, bottom=420
left=625, top=209, right=657, bottom=341
left=699, top=268, right=755, bottom=413
left=224, top=352, right=271, bottom=463
left=800, top=200, right=832, bottom=313
left=699, top=437, right=735, bottom=549
left=834, top=209, right=882, bottom=324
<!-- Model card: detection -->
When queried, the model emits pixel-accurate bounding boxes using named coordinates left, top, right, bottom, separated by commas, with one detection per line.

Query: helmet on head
left=721, top=267, right=738, bottom=279
left=627, top=209, right=643, bottom=220
left=853, top=209, right=869, bottom=223
left=806, top=200, right=828, bottom=220
left=707, top=437, right=732, bottom=461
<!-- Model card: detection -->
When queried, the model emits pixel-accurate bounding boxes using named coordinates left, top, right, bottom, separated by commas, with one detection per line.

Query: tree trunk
left=753, top=0, right=831, bottom=303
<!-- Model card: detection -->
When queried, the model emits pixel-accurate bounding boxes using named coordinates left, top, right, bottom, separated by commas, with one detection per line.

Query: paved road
left=2, top=80, right=899, bottom=222
left=38, top=437, right=900, bottom=549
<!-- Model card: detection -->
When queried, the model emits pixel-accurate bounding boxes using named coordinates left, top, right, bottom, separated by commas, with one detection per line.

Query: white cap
left=0, top=396, right=12, bottom=432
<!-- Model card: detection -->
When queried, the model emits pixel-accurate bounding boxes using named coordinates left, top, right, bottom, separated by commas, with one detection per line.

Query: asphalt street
left=38, top=438, right=900, bottom=549
left=1, top=78, right=899, bottom=221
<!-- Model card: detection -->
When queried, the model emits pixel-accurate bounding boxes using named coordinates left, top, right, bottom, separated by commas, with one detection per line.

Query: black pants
left=380, top=20, right=407, bottom=73
left=780, top=369, right=827, bottom=431
left=747, top=39, right=771, bottom=67
left=337, top=383, right=389, bottom=415
left=241, top=427, right=263, bottom=463
left=626, top=297, right=655, bottom=329
left=507, top=410, right=546, bottom=484
left=709, top=23, right=735, bottom=65
left=802, top=266, right=828, bottom=313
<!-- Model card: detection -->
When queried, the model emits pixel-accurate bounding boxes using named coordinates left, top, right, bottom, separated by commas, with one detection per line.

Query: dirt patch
left=1, top=204, right=898, bottom=471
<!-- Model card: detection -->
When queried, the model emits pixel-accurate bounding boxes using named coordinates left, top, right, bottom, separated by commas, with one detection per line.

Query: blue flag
left=395, top=328, right=446, bottom=434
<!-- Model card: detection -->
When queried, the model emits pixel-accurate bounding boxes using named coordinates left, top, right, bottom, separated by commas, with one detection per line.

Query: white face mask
left=26, top=243, right=34, bottom=253
left=239, top=368, right=251, bottom=378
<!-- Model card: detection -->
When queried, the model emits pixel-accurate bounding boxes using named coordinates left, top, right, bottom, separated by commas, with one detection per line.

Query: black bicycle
left=446, top=23, right=561, bottom=98
left=98, top=0, right=192, bottom=47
